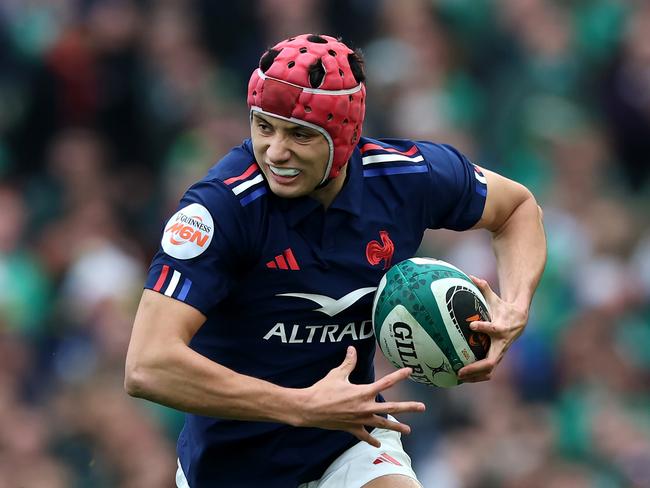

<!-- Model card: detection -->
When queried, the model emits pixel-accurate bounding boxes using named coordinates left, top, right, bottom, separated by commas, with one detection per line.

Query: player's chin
left=267, top=181, right=312, bottom=199
left=269, top=186, right=304, bottom=199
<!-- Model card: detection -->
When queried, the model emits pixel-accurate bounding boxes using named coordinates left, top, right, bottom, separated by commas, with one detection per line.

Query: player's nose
left=266, top=135, right=291, bottom=163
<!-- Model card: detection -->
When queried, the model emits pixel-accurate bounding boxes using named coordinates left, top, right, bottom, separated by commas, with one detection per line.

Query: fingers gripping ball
left=372, top=258, right=491, bottom=387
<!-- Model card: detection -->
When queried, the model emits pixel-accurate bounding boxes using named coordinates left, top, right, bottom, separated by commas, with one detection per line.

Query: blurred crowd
left=1, top=0, right=649, bottom=487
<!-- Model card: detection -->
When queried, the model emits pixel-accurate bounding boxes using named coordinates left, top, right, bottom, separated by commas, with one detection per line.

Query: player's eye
left=293, top=131, right=314, bottom=142
left=257, top=121, right=273, bottom=134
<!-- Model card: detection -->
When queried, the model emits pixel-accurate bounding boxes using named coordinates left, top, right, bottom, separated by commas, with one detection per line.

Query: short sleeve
left=416, top=142, right=488, bottom=231
left=144, top=178, right=248, bottom=314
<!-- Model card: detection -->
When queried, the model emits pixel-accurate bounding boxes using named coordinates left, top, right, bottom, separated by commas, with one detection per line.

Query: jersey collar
left=327, top=146, right=363, bottom=216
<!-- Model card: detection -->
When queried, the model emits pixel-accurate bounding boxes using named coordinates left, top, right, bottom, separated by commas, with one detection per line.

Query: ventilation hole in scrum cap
left=299, top=47, right=308, bottom=54
left=305, top=106, right=312, bottom=113
left=288, top=61, right=295, bottom=68
left=260, top=49, right=281, bottom=72
left=343, top=118, right=348, bottom=124
left=307, top=34, right=328, bottom=44
left=339, top=69, right=344, bottom=77
left=308, top=58, right=325, bottom=88
left=327, top=113, right=333, bottom=121
left=348, top=94, right=353, bottom=101
left=328, top=49, right=337, bottom=56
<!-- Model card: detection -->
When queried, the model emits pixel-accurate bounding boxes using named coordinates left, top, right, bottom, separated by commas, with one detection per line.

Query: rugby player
left=125, top=34, right=546, bottom=488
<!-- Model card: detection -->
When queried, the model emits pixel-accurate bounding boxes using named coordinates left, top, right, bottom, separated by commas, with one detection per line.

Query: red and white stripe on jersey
left=152, top=264, right=192, bottom=301
left=359, top=142, right=427, bottom=178
left=223, top=162, right=267, bottom=206
left=224, top=162, right=264, bottom=194
left=360, top=143, right=424, bottom=166
left=360, top=142, right=419, bottom=157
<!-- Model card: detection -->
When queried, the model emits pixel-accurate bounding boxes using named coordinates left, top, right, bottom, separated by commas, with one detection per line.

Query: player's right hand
left=296, top=346, right=426, bottom=447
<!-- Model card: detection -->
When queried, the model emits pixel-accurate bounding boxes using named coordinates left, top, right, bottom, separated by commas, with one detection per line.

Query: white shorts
left=299, top=417, right=421, bottom=488
left=176, top=417, right=421, bottom=488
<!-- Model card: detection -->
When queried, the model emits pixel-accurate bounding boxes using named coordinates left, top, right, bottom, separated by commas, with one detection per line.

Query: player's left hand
left=457, top=275, right=528, bottom=383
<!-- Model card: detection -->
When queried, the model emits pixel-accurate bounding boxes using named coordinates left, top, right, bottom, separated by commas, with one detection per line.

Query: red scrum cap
left=247, top=34, right=366, bottom=183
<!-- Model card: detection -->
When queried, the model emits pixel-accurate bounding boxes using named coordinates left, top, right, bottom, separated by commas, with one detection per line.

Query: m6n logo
left=167, top=220, right=210, bottom=247
left=161, top=203, right=214, bottom=259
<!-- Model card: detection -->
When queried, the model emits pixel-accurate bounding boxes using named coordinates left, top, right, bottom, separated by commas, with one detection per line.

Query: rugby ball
left=372, top=258, right=491, bottom=387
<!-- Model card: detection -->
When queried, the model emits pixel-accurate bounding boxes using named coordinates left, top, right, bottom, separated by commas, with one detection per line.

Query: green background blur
left=1, top=0, right=650, bottom=487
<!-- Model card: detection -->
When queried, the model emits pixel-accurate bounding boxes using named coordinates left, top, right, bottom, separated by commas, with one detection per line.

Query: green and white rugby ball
left=372, top=258, right=491, bottom=387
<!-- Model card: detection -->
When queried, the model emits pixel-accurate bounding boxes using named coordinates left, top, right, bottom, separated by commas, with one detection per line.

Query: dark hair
left=260, top=49, right=281, bottom=73
left=308, top=59, right=325, bottom=88
left=306, top=34, right=328, bottom=44
left=348, top=49, right=366, bottom=84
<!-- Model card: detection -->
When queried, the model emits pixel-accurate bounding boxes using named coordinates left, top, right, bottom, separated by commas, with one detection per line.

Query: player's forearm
left=491, top=194, right=546, bottom=313
left=125, top=343, right=305, bottom=425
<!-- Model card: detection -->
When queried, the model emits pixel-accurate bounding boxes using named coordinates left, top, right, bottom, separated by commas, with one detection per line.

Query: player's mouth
left=267, top=164, right=302, bottom=182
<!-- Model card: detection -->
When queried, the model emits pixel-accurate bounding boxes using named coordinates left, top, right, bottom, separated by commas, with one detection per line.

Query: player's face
left=251, top=113, right=331, bottom=199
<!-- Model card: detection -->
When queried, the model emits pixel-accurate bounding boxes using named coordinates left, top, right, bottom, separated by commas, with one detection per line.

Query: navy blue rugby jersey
left=144, top=137, right=488, bottom=487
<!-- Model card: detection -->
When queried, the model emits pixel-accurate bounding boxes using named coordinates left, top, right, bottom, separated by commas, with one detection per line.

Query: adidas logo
left=266, top=248, right=300, bottom=270
left=372, top=452, right=402, bottom=466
